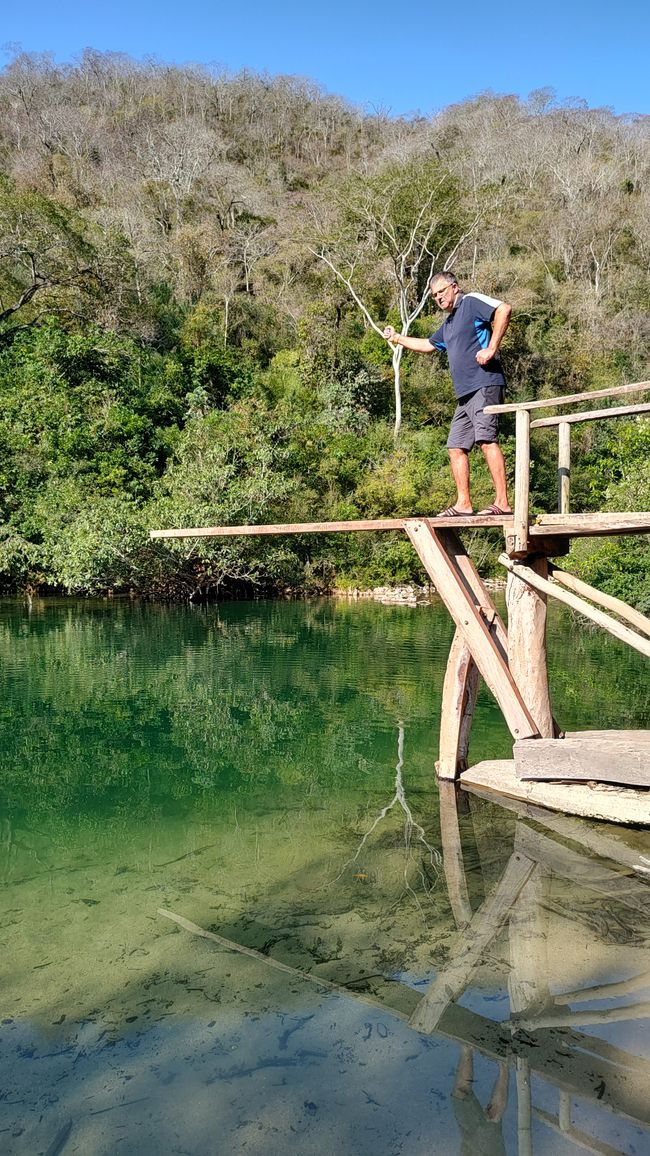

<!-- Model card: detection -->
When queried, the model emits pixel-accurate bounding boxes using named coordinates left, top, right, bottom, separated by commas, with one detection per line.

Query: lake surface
left=1, top=596, right=650, bottom=1155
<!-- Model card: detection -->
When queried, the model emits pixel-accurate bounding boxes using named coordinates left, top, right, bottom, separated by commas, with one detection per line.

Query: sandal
left=476, top=503, right=512, bottom=516
left=436, top=506, right=475, bottom=518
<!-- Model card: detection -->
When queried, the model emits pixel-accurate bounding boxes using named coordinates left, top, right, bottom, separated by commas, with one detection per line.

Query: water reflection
left=1, top=599, right=650, bottom=1154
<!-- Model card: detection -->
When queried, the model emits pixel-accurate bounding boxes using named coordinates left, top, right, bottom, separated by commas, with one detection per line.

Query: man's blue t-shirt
left=428, top=291, right=506, bottom=399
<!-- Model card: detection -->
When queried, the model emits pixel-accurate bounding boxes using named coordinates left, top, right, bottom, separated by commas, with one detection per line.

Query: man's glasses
left=432, top=285, right=455, bottom=301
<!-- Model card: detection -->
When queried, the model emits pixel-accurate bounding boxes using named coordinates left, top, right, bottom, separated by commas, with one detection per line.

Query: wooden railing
left=486, top=380, right=650, bottom=554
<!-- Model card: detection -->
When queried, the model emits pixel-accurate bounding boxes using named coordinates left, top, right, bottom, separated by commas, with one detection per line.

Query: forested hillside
left=1, top=51, right=649, bottom=603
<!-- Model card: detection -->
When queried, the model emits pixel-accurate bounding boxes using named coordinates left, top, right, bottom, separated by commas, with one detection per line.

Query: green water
left=1, top=596, right=650, bottom=1155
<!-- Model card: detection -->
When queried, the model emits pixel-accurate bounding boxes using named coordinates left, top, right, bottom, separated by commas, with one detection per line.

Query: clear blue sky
left=3, top=0, right=649, bottom=117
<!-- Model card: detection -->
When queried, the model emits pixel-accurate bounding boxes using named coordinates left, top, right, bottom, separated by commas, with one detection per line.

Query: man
left=383, top=271, right=512, bottom=516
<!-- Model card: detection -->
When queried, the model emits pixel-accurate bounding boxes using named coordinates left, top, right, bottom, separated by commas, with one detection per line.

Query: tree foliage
left=0, top=54, right=648, bottom=602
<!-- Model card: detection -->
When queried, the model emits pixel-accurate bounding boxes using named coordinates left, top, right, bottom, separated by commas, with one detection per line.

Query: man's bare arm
left=383, top=325, right=435, bottom=353
left=475, top=303, right=512, bottom=366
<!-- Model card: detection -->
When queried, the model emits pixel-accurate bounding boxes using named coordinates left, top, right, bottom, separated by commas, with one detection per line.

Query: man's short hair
left=430, top=270, right=458, bottom=289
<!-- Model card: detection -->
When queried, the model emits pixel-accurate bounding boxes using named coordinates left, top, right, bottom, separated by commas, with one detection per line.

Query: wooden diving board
left=149, top=514, right=513, bottom=539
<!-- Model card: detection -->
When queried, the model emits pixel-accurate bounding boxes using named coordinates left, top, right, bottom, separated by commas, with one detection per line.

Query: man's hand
left=475, top=347, right=495, bottom=365
left=383, top=325, right=398, bottom=343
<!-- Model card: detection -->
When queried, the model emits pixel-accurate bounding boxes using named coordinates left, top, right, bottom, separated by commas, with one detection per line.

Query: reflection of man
left=452, top=1046, right=508, bottom=1156
left=383, top=272, right=512, bottom=518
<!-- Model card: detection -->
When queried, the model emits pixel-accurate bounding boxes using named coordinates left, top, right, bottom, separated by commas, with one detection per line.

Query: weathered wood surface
left=548, top=564, right=650, bottom=639
left=500, top=553, right=650, bottom=659
left=515, top=733, right=650, bottom=788
left=149, top=513, right=513, bottom=539
left=460, top=760, right=650, bottom=825
left=485, top=379, right=650, bottom=414
left=513, top=408, right=531, bottom=554
left=436, top=630, right=480, bottom=781
left=557, top=420, right=571, bottom=514
left=529, top=511, right=650, bottom=538
left=406, top=522, right=538, bottom=741
left=531, top=400, right=650, bottom=428
left=506, top=556, right=554, bottom=737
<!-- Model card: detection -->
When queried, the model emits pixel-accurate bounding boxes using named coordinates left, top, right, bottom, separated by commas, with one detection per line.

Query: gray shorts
left=447, top=386, right=504, bottom=451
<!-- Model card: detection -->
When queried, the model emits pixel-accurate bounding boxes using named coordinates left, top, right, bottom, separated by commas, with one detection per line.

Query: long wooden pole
left=548, top=564, right=650, bottom=639
left=500, top=555, right=650, bottom=660
left=513, top=409, right=530, bottom=555
left=557, top=421, right=571, bottom=514
left=485, top=379, right=650, bottom=415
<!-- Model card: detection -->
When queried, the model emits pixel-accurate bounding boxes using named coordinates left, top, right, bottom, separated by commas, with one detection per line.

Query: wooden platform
left=460, top=760, right=650, bottom=826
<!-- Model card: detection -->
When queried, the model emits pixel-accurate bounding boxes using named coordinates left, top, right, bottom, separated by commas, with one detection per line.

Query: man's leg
left=448, top=448, right=473, bottom=513
left=480, top=441, right=511, bottom=512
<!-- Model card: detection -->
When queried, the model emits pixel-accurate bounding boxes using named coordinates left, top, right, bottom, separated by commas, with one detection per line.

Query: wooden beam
left=406, top=522, right=538, bottom=740
left=531, top=400, right=650, bottom=428
left=484, top=379, right=650, bottom=415
left=548, top=564, right=650, bottom=639
left=514, top=733, right=650, bottom=789
left=150, top=518, right=408, bottom=539
left=500, top=554, right=650, bottom=659
left=437, top=630, right=481, bottom=781
left=513, top=409, right=531, bottom=554
left=149, top=513, right=514, bottom=540
left=530, top=512, right=650, bottom=538
left=558, top=421, right=571, bottom=514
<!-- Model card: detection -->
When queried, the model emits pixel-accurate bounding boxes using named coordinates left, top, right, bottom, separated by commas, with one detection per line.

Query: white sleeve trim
left=466, top=291, right=503, bottom=309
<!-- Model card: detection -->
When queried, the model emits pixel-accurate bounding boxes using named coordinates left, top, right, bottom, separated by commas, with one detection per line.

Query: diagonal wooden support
left=405, top=520, right=538, bottom=741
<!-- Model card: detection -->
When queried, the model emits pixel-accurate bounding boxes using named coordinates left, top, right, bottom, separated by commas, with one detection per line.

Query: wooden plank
left=405, top=522, right=538, bottom=740
left=515, top=734, right=650, bottom=788
left=149, top=513, right=514, bottom=540
left=530, top=512, right=650, bottom=538
left=500, top=554, right=650, bottom=659
left=484, top=379, right=650, bottom=415
left=532, top=400, right=650, bottom=428
left=558, top=420, right=571, bottom=514
left=436, top=629, right=480, bottom=781
left=548, top=565, right=650, bottom=639
left=150, top=518, right=408, bottom=539
left=408, top=850, right=536, bottom=1034
left=513, top=408, right=531, bottom=554
left=437, top=529, right=509, bottom=661
left=460, top=761, right=650, bottom=825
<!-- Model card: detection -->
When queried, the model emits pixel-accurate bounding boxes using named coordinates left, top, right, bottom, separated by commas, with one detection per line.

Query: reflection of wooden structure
left=150, top=380, right=650, bottom=824
left=427, top=785, right=650, bottom=1151
left=162, top=786, right=650, bottom=1152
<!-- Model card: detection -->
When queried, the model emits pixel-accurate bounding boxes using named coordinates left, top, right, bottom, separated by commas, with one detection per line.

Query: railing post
left=513, top=409, right=530, bottom=554
left=558, top=421, right=571, bottom=514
